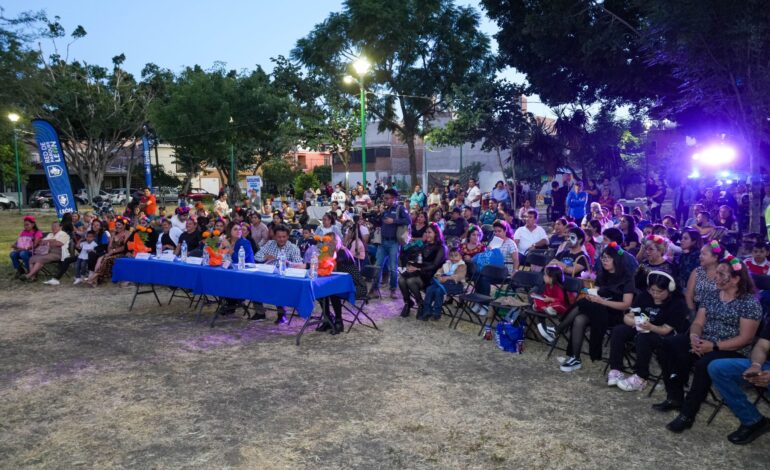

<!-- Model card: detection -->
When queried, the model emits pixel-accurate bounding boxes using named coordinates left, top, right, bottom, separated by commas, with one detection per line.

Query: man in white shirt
left=513, top=209, right=548, bottom=261
left=331, top=184, right=347, bottom=205
left=465, top=178, right=482, bottom=217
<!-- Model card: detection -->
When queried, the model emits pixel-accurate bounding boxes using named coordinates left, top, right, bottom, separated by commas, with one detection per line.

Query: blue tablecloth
left=112, top=258, right=356, bottom=318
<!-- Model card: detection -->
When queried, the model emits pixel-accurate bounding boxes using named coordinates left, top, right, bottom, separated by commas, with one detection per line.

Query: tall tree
left=293, top=0, right=493, bottom=186
left=484, top=0, right=770, bottom=230
left=33, top=20, right=162, bottom=198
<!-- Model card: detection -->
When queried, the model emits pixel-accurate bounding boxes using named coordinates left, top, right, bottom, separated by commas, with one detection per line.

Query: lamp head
left=8, top=113, right=20, bottom=123
left=343, top=75, right=355, bottom=85
left=353, top=57, right=370, bottom=76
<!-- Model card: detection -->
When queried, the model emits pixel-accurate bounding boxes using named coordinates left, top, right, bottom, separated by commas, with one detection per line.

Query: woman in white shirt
left=24, top=221, right=71, bottom=281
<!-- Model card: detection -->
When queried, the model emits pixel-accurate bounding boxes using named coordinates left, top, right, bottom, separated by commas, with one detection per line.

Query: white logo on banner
left=57, top=194, right=69, bottom=206
left=47, top=165, right=63, bottom=178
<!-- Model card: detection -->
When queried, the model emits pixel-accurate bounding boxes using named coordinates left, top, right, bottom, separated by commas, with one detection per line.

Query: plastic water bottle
left=202, top=248, right=210, bottom=266
left=238, top=246, right=245, bottom=271
left=417, top=252, right=423, bottom=265
left=156, top=239, right=163, bottom=257
left=181, top=241, right=188, bottom=261
left=309, top=252, right=318, bottom=279
left=278, top=251, right=286, bottom=276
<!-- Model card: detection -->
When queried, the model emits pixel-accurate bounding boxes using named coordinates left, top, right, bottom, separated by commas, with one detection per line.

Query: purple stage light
left=691, top=144, right=737, bottom=166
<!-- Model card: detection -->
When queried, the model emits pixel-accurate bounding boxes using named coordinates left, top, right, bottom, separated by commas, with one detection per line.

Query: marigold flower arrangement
left=201, top=229, right=226, bottom=266
left=128, top=224, right=153, bottom=257
left=313, top=235, right=336, bottom=276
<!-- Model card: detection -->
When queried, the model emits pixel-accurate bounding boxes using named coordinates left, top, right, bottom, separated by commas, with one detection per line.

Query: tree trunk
left=126, top=141, right=135, bottom=198
left=406, top=136, right=418, bottom=187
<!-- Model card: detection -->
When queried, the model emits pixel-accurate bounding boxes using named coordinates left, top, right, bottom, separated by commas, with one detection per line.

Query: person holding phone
left=708, top=318, right=770, bottom=444
left=658, top=256, right=762, bottom=434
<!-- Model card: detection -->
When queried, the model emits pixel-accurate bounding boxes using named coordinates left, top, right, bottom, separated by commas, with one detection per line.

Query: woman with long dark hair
left=398, top=223, right=447, bottom=319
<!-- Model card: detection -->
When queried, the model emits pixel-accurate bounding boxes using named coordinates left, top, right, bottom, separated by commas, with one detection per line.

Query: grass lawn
left=0, top=210, right=59, bottom=264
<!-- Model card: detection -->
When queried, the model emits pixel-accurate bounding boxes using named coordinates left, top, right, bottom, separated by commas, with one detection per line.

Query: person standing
left=409, top=184, right=426, bottom=209
left=566, top=181, right=588, bottom=222
left=370, top=189, right=412, bottom=299
left=673, top=177, right=696, bottom=227
left=465, top=178, right=482, bottom=217
left=551, top=181, right=567, bottom=222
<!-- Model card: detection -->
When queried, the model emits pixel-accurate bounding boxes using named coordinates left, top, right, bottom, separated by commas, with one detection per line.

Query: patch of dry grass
left=0, top=278, right=768, bottom=469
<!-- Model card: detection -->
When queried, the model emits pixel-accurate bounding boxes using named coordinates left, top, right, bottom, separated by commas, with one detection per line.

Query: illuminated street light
left=345, top=56, right=371, bottom=187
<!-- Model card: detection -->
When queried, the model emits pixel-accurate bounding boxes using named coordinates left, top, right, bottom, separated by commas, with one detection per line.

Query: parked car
left=108, top=189, right=130, bottom=205
left=0, top=194, right=17, bottom=210
left=0, top=192, right=22, bottom=207
left=180, top=188, right=216, bottom=202
left=156, top=187, right=180, bottom=205
left=29, top=190, right=54, bottom=209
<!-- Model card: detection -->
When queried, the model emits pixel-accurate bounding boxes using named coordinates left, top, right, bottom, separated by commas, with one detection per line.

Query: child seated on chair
left=534, top=265, right=574, bottom=343
left=420, top=248, right=466, bottom=321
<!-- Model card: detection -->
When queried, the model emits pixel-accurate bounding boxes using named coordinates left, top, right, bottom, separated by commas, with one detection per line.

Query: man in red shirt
left=140, top=187, right=157, bottom=216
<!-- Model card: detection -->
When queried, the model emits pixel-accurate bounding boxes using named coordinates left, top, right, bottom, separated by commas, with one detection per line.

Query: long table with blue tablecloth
left=112, top=258, right=356, bottom=319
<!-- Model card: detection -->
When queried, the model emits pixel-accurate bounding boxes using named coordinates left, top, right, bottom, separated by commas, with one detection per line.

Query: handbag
left=494, top=320, right=525, bottom=354
left=472, top=248, right=505, bottom=271
left=372, top=227, right=382, bottom=244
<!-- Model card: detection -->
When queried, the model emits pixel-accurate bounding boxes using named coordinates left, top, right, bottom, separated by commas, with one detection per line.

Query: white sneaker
left=43, top=278, right=60, bottom=286
left=617, top=374, right=648, bottom=392
left=477, top=306, right=489, bottom=316
left=73, top=277, right=82, bottom=285
left=560, top=356, right=582, bottom=372
left=537, top=323, right=556, bottom=343
left=545, top=306, right=558, bottom=316
left=607, top=369, right=625, bottom=387
left=556, top=355, right=568, bottom=365
left=470, top=303, right=481, bottom=313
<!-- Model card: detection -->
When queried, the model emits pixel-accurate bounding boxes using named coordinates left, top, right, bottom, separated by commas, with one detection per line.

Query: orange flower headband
left=115, top=216, right=131, bottom=226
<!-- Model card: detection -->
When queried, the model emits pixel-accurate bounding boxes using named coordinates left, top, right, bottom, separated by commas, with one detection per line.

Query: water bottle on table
left=202, top=248, right=210, bottom=266
left=278, top=251, right=286, bottom=276
left=181, top=241, right=188, bottom=261
left=156, top=239, right=163, bottom=257
left=238, top=246, right=245, bottom=270
left=309, top=252, right=318, bottom=279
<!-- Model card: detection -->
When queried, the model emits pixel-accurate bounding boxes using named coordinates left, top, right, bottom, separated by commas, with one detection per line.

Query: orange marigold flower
left=314, top=235, right=322, bottom=241
left=213, top=230, right=221, bottom=237
left=322, top=236, right=331, bottom=242
left=202, top=231, right=211, bottom=238
left=321, top=246, right=329, bottom=252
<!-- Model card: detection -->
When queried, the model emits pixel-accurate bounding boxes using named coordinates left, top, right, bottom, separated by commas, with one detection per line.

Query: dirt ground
left=1, top=277, right=768, bottom=469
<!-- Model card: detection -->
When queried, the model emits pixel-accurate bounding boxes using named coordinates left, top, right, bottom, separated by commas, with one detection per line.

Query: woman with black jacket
left=398, top=223, right=447, bottom=319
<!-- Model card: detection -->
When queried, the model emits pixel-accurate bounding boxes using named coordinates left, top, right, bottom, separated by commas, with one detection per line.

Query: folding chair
left=361, top=264, right=382, bottom=299
left=543, top=278, right=586, bottom=358
left=342, top=293, right=378, bottom=333
left=450, top=264, right=509, bottom=332
left=485, top=270, right=544, bottom=337
left=168, top=287, right=196, bottom=307
left=523, top=252, right=548, bottom=272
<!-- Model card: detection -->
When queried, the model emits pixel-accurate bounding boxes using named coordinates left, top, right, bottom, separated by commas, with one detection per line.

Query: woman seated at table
left=218, top=222, right=257, bottom=316
left=23, top=221, right=70, bottom=282
left=548, top=227, right=590, bottom=278
left=157, top=218, right=177, bottom=253
left=316, top=232, right=368, bottom=335
left=658, top=256, right=763, bottom=433
left=607, top=271, right=689, bottom=392
left=559, top=242, right=635, bottom=372
left=398, top=223, right=447, bottom=319
left=85, top=216, right=131, bottom=286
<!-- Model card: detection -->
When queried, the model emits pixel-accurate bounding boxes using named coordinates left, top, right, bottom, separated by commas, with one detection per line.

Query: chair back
left=751, top=274, right=770, bottom=291
left=563, top=276, right=584, bottom=294
left=510, top=270, right=543, bottom=290
left=480, top=264, right=509, bottom=285
left=524, top=252, right=548, bottom=272
left=361, top=264, right=381, bottom=282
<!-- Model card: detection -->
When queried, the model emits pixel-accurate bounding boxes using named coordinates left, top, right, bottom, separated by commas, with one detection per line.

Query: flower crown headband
left=708, top=240, right=722, bottom=254
left=723, top=254, right=743, bottom=271
left=607, top=241, right=625, bottom=255
left=644, top=234, right=666, bottom=245
left=115, top=216, right=131, bottom=226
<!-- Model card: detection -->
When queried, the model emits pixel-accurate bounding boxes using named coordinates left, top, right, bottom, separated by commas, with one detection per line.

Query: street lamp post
left=345, top=57, right=371, bottom=188
left=8, top=113, right=22, bottom=212
left=229, top=116, right=236, bottom=198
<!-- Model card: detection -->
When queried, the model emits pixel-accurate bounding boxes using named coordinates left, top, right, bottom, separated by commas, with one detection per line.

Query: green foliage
left=293, top=172, right=320, bottom=198
left=458, top=162, right=482, bottom=187
left=0, top=140, right=33, bottom=188
left=261, top=159, right=300, bottom=195
left=312, top=164, right=332, bottom=184
left=293, top=0, right=494, bottom=186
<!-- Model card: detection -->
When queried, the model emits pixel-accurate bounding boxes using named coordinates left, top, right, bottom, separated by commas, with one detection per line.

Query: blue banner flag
left=142, top=133, right=153, bottom=189
left=31, top=119, right=78, bottom=218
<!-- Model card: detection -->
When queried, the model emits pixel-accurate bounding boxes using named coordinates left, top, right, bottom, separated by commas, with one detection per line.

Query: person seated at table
left=316, top=232, right=368, bottom=334
left=213, top=218, right=226, bottom=236
left=175, top=218, right=203, bottom=257
left=548, top=227, right=590, bottom=278
left=708, top=317, right=770, bottom=445
left=157, top=219, right=177, bottom=254
left=23, top=221, right=71, bottom=282
left=398, top=223, right=447, bottom=319
left=85, top=216, right=131, bottom=287
left=658, top=256, right=762, bottom=433
left=607, top=271, right=689, bottom=392
left=559, top=242, right=635, bottom=372
left=220, top=222, right=255, bottom=263
left=170, top=206, right=190, bottom=232
left=10, top=215, right=43, bottom=277
left=255, top=224, right=304, bottom=323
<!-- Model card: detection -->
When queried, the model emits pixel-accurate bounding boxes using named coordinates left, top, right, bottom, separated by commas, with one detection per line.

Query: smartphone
left=743, top=371, right=760, bottom=378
